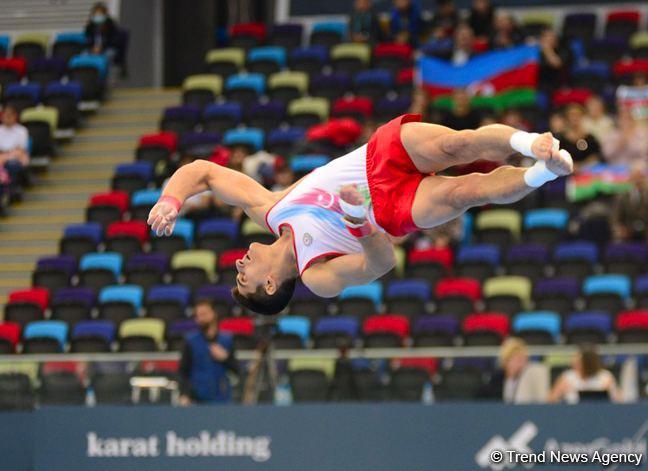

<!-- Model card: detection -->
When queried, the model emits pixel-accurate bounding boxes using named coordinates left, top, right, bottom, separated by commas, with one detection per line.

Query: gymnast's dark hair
left=231, top=277, right=297, bottom=316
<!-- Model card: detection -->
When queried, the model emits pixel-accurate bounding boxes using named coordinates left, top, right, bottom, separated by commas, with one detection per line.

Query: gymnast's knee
left=446, top=174, right=487, bottom=210
left=440, top=129, right=477, bottom=156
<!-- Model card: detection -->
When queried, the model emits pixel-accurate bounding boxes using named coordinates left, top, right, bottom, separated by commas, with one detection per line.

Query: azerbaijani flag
left=418, top=45, right=540, bottom=111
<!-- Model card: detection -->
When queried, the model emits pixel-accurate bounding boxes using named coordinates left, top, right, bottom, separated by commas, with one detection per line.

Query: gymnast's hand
left=147, top=196, right=180, bottom=236
left=339, top=184, right=366, bottom=225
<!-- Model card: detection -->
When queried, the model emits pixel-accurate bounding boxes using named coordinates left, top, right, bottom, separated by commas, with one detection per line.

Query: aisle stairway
left=0, top=87, right=179, bottom=310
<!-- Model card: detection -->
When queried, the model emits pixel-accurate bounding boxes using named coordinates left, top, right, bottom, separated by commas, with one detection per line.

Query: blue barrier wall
left=2, top=403, right=647, bottom=471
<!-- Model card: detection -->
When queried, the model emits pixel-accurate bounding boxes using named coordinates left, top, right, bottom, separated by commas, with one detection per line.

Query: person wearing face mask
left=178, top=299, right=239, bottom=406
left=84, top=2, right=117, bottom=56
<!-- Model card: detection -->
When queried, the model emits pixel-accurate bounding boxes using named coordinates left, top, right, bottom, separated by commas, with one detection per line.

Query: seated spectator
left=0, top=105, right=30, bottom=192
left=349, top=0, right=379, bottom=44
left=451, top=23, right=475, bottom=66
left=85, top=2, right=118, bottom=55
left=611, top=164, right=648, bottom=242
left=555, top=104, right=601, bottom=168
left=389, top=0, right=422, bottom=47
left=441, top=88, right=482, bottom=130
left=602, top=106, right=648, bottom=166
left=412, top=218, right=462, bottom=250
left=489, top=11, right=522, bottom=50
left=548, top=111, right=565, bottom=135
left=468, top=0, right=494, bottom=39
left=549, top=345, right=620, bottom=404
left=243, top=149, right=277, bottom=184
left=479, top=337, right=549, bottom=404
left=583, top=96, right=614, bottom=145
left=179, top=299, right=238, bottom=406
left=429, top=0, right=459, bottom=40
left=271, top=162, right=295, bottom=192
left=538, top=27, right=572, bottom=93
left=501, top=109, right=531, bottom=131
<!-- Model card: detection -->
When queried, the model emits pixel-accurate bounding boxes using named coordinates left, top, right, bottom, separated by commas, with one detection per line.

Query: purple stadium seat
left=36, top=255, right=77, bottom=276
left=147, top=284, right=191, bottom=307
left=507, top=244, right=550, bottom=264
left=194, top=284, right=235, bottom=304
left=414, top=315, right=460, bottom=335
left=52, top=287, right=96, bottom=307
left=534, top=277, right=580, bottom=298
left=385, top=279, right=431, bottom=301
left=125, top=253, right=169, bottom=272
left=314, top=316, right=360, bottom=338
left=72, top=320, right=116, bottom=342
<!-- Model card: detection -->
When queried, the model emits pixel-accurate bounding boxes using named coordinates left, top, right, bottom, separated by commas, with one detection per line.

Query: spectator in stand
left=179, top=299, right=238, bottom=406
left=349, top=0, right=380, bottom=44
left=271, top=163, right=295, bottom=192
left=538, top=27, right=572, bottom=94
left=489, top=11, right=522, bottom=50
left=441, top=88, right=482, bottom=130
left=549, top=345, right=621, bottom=404
left=469, top=0, right=494, bottom=39
left=389, top=0, right=422, bottom=47
left=583, top=96, right=614, bottom=145
left=451, top=23, right=475, bottom=66
left=429, top=0, right=459, bottom=40
left=412, top=218, right=462, bottom=250
left=555, top=103, right=601, bottom=168
left=0, top=105, right=30, bottom=194
left=602, top=106, right=648, bottom=166
left=611, top=164, right=648, bottom=242
left=548, top=110, right=565, bottom=135
left=500, top=109, right=531, bottom=132
left=84, top=2, right=117, bottom=55
left=478, top=338, right=550, bottom=404
left=243, top=149, right=277, bottom=184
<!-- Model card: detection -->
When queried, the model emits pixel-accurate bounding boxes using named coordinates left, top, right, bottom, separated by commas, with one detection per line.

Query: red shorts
left=366, top=113, right=426, bottom=237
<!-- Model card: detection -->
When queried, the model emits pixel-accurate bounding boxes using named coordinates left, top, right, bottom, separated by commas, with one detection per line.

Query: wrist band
left=158, top=195, right=182, bottom=212
left=524, top=160, right=558, bottom=188
left=339, top=198, right=366, bottom=219
left=343, top=218, right=373, bottom=238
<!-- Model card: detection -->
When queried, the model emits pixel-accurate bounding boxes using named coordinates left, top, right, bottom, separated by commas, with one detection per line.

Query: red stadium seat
left=552, top=88, right=592, bottom=107
left=0, top=322, right=21, bottom=347
left=230, top=23, right=267, bottom=41
left=373, top=43, right=412, bottom=61
left=41, top=361, right=81, bottom=375
left=331, top=96, right=374, bottom=120
left=218, top=249, right=247, bottom=269
left=363, top=314, right=410, bottom=338
left=107, top=221, right=150, bottom=243
left=397, top=357, right=438, bottom=375
left=8, top=287, right=50, bottom=311
left=396, top=68, right=413, bottom=87
left=219, top=317, right=255, bottom=336
left=463, top=312, right=510, bottom=337
left=89, top=191, right=130, bottom=215
left=408, top=247, right=453, bottom=269
left=435, top=277, right=482, bottom=301
left=139, top=131, right=178, bottom=152
left=616, top=310, right=648, bottom=330
left=0, top=57, right=27, bottom=77
left=606, top=11, right=640, bottom=25
left=613, top=59, right=648, bottom=79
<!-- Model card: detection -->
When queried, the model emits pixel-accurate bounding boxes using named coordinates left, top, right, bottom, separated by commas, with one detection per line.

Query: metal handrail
left=0, top=343, right=647, bottom=363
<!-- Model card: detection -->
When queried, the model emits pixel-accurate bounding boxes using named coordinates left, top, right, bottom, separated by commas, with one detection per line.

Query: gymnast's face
left=235, top=243, right=275, bottom=296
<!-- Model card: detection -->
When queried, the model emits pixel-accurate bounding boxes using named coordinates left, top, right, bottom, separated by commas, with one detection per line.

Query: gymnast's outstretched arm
left=148, top=160, right=272, bottom=235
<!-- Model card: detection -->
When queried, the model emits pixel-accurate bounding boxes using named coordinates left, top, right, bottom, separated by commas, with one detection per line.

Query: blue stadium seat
left=150, top=218, right=194, bottom=246
left=311, top=21, right=347, bottom=43
left=524, top=208, right=569, bottom=230
left=203, top=102, right=243, bottom=121
left=289, top=46, right=328, bottom=68
left=289, top=155, right=330, bottom=173
left=198, top=219, right=239, bottom=240
left=385, top=279, right=431, bottom=301
left=69, top=54, right=109, bottom=79
left=314, top=316, right=360, bottom=338
left=278, top=316, right=310, bottom=344
left=225, top=73, right=265, bottom=95
left=565, top=311, right=612, bottom=335
left=115, top=162, right=153, bottom=182
left=64, top=223, right=103, bottom=244
left=99, top=285, right=144, bottom=310
left=0, top=35, right=9, bottom=55
left=23, top=320, right=68, bottom=348
left=267, top=127, right=305, bottom=151
left=223, top=128, right=264, bottom=152
left=147, top=284, right=191, bottom=307
left=583, top=274, right=631, bottom=299
left=5, top=82, right=41, bottom=102
left=79, top=252, right=123, bottom=277
left=554, top=241, right=598, bottom=263
left=44, top=81, right=83, bottom=102
left=513, top=311, right=561, bottom=342
left=248, top=46, right=287, bottom=68
left=54, top=32, right=86, bottom=44
left=72, top=320, right=116, bottom=343
left=131, top=189, right=162, bottom=207
left=457, top=244, right=500, bottom=266
left=339, top=282, right=382, bottom=309
left=636, top=276, right=648, bottom=295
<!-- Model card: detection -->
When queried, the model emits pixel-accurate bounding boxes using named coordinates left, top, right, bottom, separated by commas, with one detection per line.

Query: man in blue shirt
left=179, top=300, right=238, bottom=405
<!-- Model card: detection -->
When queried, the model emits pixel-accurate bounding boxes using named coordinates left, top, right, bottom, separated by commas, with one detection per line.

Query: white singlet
left=265, top=144, right=382, bottom=276
left=562, top=369, right=616, bottom=404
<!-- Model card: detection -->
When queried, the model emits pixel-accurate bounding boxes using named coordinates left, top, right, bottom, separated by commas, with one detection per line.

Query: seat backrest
left=23, top=320, right=68, bottom=347
left=225, top=73, right=265, bottom=94
left=278, top=316, right=310, bottom=344
left=222, top=127, right=264, bottom=151
left=119, top=318, right=165, bottom=346
left=385, top=279, right=430, bottom=301
left=219, top=317, right=255, bottom=336
left=339, top=282, right=382, bottom=308
left=513, top=311, right=561, bottom=340
left=616, top=310, right=648, bottom=330
left=107, top=221, right=149, bottom=243
left=330, top=43, right=370, bottom=63
left=0, top=322, right=21, bottom=346
left=268, top=70, right=308, bottom=92
left=248, top=46, right=287, bottom=66
left=414, top=314, right=460, bottom=335
left=435, top=277, right=481, bottom=301
left=8, top=287, right=50, bottom=310
left=483, top=276, right=532, bottom=303
left=72, top=320, right=116, bottom=342
left=565, top=311, right=612, bottom=333
left=80, top=252, right=123, bottom=277
left=463, top=312, right=509, bottom=337
left=583, top=274, right=631, bottom=299
left=475, top=209, right=521, bottom=236
left=182, top=74, right=223, bottom=96
left=171, top=250, right=217, bottom=279
left=524, top=208, right=569, bottom=229
left=99, top=285, right=144, bottom=310
left=150, top=218, right=194, bottom=246
left=554, top=241, right=598, bottom=263
left=20, top=106, right=58, bottom=131
left=363, top=314, right=409, bottom=338
left=314, top=316, right=359, bottom=337
left=457, top=244, right=500, bottom=265
left=287, top=97, right=330, bottom=120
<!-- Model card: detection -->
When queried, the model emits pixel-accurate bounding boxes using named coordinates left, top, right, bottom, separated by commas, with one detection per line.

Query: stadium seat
left=434, top=367, right=484, bottom=401
left=8, top=287, right=49, bottom=312
left=604, top=242, right=647, bottom=277
left=571, top=62, right=611, bottom=93
left=434, top=277, right=481, bottom=316
left=313, top=316, right=359, bottom=348
left=88, top=190, right=129, bottom=226
left=268, top=70, right=308, bottom=103
left=246, top=101, right=286, bottom=131
left=406, top=247, right=452, bottom=282
left=205, top=48, right=245, bottom=77
left=390, top=367, right=428, bottom=401
left=308, top=72, right=352, bottom=101
left=533, top=277, right=579, bottom=315
left=182, top=74, right=223, bottom=108
left=523, top=208, right=569, bottom=246
left=616, top=310, right=648, bottom=343
left=0, top=58, right=26, bottom=87
left=223, top=127, right=264, bottom=152
left=201, top=102, right=242, bottom=134
left=506, top=244, right=549, bottom=279
left=3, top=82, right=40, bottom=114
left=130, top=189, right=161, bottom=221
left=483, top=276, right=532, bottom=314
left=106, top=221, right=148, bottom=257
left=52, top=31, right=86, bottom=64
left=384, top=279, right=430, bottom=318
left=229, top=22, right=266, bottom=49
left=630, top=32, right=648, bottom=58
left=288, top=97, right=330, bottom=128
left=553, top=241, right=598, bottom=279
left=23, top=320, right=67, bottom=353
left=0, top=322, right=21, bottom=353
left=310, top=21, right=346, bottom=48
left=247, top=46, right=286, bottom=75
left=225, top=73, right=265, bottom=105
left=39, top=371, right=86, bottom=405
left=331, top=43, right=370, bottom=75
left=32, top=255, right=76, bottom=292
left=270, top=23, right=303, bottom=49
left=113, top=162, right=153, bottom=194
left=150, top=218, right=194, bottom=256
left=20, top=106, right=58, bottom=157
left=160, top=105, right=201, bottom=134
left=562, top=13, right=597, bottom=42
left=463, top=312, right=509, bottom=338
left=50, top=287, right=95, bottom=326
left=71, top=320, right=115, bottom=352
left=12, top=32, right=49, bottom=64
left=43, top=81, right=82, bottom=130
left=353, top=69, right=393, bottom=100
left=27, top=57, right=65, bottom=88
left=331, top=96, right=373, bottom=122
left=124, top=253, right=168, bottom=289
left=513, top=311, right=561, bottom=344
left=565, top=311, right=611, bottom=344
left=92, top=373, right=132, bottom=404
left=456, top=244, right=500, bottom=281
left=373, top=43, right=412, bottom=73
left=583, top=274, right=631, bottom=313
left=166, top=319, right=199, bottom=351
left=0, top=35, right=9, bottom=58
left=69, top=54, right=108, bottom=102
left=170, top=250, right=216, bottom=287
left=339, top=282, right=382, bottom=314
left=290, top=369, right=329, bottom=402
left=363, top=314, right=409, bottom=348
left=552, top=88, right=593, bottom=107
left=278, top=316, right=310, bottom=346
left=288, top=46, right=328, bottom=75
left=475, top=209, right=521, bottom=249
left=605, top=11, right=640, bottom=40
left=119, top=318, right=165, bottom=351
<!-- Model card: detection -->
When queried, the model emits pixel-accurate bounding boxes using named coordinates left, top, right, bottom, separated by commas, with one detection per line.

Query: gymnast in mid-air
left=148, top=114, right=573, bottom=315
